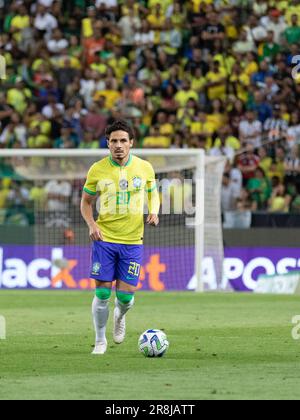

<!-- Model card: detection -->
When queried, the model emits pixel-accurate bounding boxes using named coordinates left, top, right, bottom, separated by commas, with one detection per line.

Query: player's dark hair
left=105, top=120, right=135, bottom=141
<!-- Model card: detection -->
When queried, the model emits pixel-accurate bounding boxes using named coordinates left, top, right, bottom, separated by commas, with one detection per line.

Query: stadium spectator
left=0, top=111, right=27, bottom=148
left=185, top=48, right=209, bottom=76
left=47, top=28, right=69, bottom=54
left=284, top=145, right=300, bottom=185
left=250, top=91, right=273, bottom=124
left=45, top=173, right=72, bottom=213
left=268, top=180, right=292, bottom=213
left=252, top=60, right=274, bottom=86
left=233, top=29, right=256, bottom=54
left=205, top=60, right=227, bottom=102
left=54, top=123, right=79, bottom=149
left=291, top=184, right=300, bottom=213
left=79, top=130, right=99, bottom=149
left=261, top=9, right=287, bottom=45
left=2, top=0, right=300, bottom=220
left=259, top=30, right=281, bottom=62
left=81, top=103, right=107, bottom=139
left=286, top=112, right=300, bottom=150
left=239, top=110, right=263, bottom=148
left=29, top=180, right=47, bottom=209
left=34, top=4, right=58, bottom=37
left=243, top=15, right=268, bottom=43
left=209, top=125, right=238, bottom=162
left=0, top=178, right=11, bottom=223
left=258, top=146, right=273, bottom=174
left=201, top=11, right=225, bottom=52
left=6, top=180, right=31, bottom=226
left=221, top=173, right=240, bottom=212
left=283, top=14, right=300, bottom=45
left=237, top=144, right=261, bottom=185
left=247, top=167, right=272, bottom=210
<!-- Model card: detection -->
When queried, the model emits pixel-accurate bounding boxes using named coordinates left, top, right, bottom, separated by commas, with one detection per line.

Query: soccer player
left=81, top=120, right=160, bottom=355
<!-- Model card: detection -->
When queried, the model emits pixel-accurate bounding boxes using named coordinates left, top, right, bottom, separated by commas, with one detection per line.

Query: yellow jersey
left=83, top=155, right=160, bottom=245
left=82, top=18, right=93, bottom=38
left=142, top=135, right=171, bottom=148
left=11, top=15, right=30, bottom=42
left=206, top=69, right=227, bottom=101
left=94, top=90, right=121, bottom=109
left=148, top=0, right=172, bottom=12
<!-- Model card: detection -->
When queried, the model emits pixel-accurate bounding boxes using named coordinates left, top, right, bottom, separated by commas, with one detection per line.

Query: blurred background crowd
left=1, top=0, right=300, bottom=227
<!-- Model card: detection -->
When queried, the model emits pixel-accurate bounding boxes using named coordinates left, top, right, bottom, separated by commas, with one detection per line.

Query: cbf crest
left=92, top=262, right=101, bottom=275
left=133, top=177, right=142, bottom=190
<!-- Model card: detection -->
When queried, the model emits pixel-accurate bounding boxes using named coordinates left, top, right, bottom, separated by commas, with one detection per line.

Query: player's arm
left=146, top=164, right=160, bottom=227
left=81, top=191, right=103, bottom=241
left=81, top=166, right=103, bottom=241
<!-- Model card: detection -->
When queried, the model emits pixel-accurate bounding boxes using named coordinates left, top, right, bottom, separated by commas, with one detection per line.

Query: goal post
left=0, top=149, right=225, bottom=292
left=195, top=150, right=205, bottom=293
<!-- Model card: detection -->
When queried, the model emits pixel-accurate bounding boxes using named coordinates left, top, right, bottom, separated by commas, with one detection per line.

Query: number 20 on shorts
left=128, top=262, right=141, bottom=277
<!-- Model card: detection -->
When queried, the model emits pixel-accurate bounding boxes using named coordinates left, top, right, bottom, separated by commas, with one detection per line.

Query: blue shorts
left=90, top=241, right=144, bottom=287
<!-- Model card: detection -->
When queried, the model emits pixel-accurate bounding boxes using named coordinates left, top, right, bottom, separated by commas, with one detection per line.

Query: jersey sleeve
left=83, top=165, right=98, bottom=196
left=146, top=163, right=160, bottom=215
left=146, top=162, right=157, bottom=193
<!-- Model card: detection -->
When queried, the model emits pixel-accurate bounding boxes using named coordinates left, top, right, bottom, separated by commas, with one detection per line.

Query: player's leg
left=90, top=241, right=117, bottom=355
left=114, top=280, right=136, bottom=344
left=113, top=245, right=143, bottom=344
left=92, top=281, right=112, bottom=355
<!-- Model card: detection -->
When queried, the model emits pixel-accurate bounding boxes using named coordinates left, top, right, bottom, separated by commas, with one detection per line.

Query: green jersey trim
left=109, top=154, right=133, bottom=167
left=146, top=185, right=157, bottom=193
left=83, top=187, right=97, bottom=196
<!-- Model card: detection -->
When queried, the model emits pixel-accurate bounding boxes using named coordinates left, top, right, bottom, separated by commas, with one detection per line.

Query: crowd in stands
left=1, top=0, right=300, bottom=226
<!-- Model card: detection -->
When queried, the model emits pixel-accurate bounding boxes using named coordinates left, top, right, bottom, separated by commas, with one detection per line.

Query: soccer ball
left=138, top=329, right=169, bottom=357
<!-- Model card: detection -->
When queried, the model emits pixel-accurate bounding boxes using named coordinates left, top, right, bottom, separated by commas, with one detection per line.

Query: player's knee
left=95, top=287, right=112, bottom=301
left=116, top=290, right=135, bottom=305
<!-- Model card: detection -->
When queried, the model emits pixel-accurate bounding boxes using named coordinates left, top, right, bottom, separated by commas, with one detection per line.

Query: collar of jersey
left=109, top=154, right=132, bottom=168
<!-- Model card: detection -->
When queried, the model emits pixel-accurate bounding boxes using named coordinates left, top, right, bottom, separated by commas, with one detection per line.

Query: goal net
left=0, top=150, right=225, bottom=292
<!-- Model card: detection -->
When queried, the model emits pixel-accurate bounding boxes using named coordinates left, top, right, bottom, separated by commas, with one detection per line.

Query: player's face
left=108, top=130, right=133, bottom=161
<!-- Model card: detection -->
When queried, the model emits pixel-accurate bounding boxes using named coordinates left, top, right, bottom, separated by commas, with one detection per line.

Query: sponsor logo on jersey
left=119, top=179, right=128, bottom=190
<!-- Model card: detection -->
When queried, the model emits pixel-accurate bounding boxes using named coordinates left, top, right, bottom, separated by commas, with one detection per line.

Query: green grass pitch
left=0, top=291, right=300, bottom=400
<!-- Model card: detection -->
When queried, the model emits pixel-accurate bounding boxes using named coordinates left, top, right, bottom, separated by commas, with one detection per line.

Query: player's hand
left=147, top=214, right=159, bottom=227
left=89, top=223, right=104, bottom=241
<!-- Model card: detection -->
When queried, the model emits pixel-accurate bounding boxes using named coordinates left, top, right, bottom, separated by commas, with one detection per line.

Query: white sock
left=115, top=296, right=135, bottom=318
left=92, top=296, right=109, bottom=344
